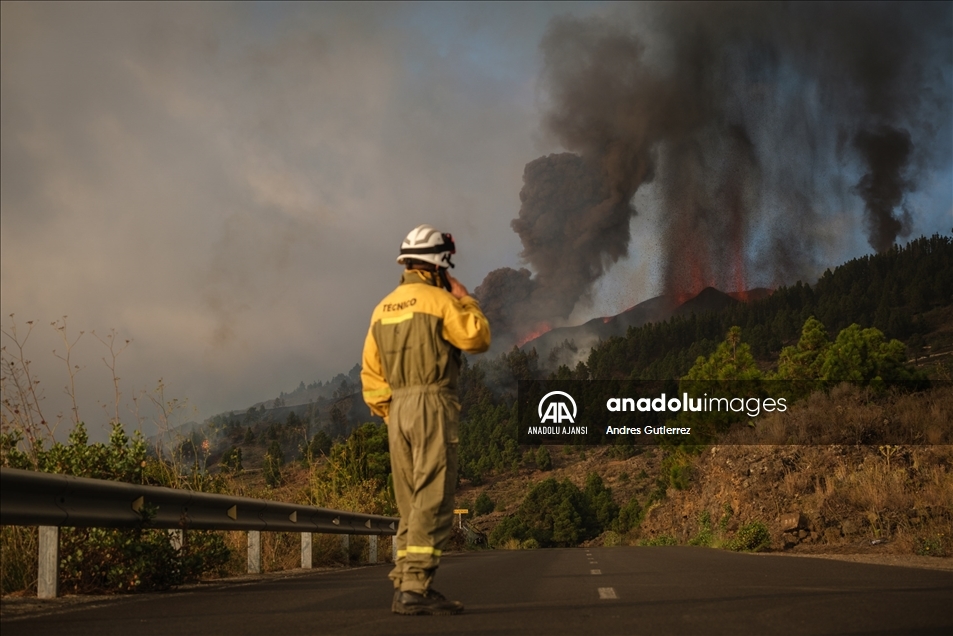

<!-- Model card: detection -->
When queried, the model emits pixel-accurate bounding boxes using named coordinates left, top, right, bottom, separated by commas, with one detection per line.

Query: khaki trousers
left=387, top=385, right=459, bottom=593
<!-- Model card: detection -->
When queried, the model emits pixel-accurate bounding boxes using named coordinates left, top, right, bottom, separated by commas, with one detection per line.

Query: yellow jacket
left=361, top=270, right=491, bottom=420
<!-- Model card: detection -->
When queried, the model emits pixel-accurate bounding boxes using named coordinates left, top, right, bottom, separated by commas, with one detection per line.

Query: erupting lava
left=516, top=322, right=552, bottom=348
left=664, top=206, right=750, bottom=299
left=474, top=4, right=948, bottom=349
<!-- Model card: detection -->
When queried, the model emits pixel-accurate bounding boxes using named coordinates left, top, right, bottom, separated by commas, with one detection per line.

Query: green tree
left=474, top=491, right=495, bottom=516
left=263, top=440, right=285, bottom=487
left=613, top=498, right=643, bottom=533
left=775, top=316, right=830, bottom=380
left=220, top=446, right=243, bottom=473
left=679, top=327, right=763, bottom=439
left=820, top=324, right=915, bottom=385
left=583, top=473, right=619, bottom=531
left=329, top=403, right=349, bottom=439
left=338, top=423, right=390, bottom=485
left=535, top=446, right=553, bottom=471
left=285, top=410, right=301, bottom=431
left=685, top=327, right=762, bottom=381
left=305, top=430, right=332, bottom=462
left=510, top=478, right=599, bottom=547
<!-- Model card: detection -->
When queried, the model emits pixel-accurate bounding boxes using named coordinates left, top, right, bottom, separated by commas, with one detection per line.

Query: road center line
left=591, top=569, right=601, bottom=575
left=598, top=587, right=617, bottom=600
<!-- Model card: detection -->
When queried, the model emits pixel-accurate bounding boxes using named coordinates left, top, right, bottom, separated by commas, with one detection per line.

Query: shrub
left=689, top=511, right=714, bottom=547
left=489, top=516, right=528, bottom=548
left=726, top=521, right=770, bottom=552
left=914, top=535, right=947, bottom=558
left=613, top=498, right=643, bottom=534
left=263, top=440, right=285, bottom=487
left=220, top=446, right=243, bottom=473
left=1, top=420, right=233, bottom=594
left=474, top=491, right=495, bottom=516
left=490, top=478, right=595, bottom=548
left=658, top=452, right=694, bottom=491
left=585, top=473, right=619, bottom=531
left=58, top=527, right=229, bottom=594
left=639, top=535, right=677, bottom=546
left=535, top=446, right=553, bottom=471
left=602, top=530, right=623, bottom=547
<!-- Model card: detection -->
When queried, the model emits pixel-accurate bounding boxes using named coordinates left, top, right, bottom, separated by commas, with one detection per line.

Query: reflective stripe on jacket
left=361, top=270, right=491, bottom=419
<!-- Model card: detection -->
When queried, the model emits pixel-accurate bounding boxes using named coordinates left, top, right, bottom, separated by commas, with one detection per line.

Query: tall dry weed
left=0, top=526, right=38, bottom=595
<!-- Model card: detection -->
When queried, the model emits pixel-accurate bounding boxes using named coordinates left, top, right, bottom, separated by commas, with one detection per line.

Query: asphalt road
left=2, top=547, right=951, bottom=635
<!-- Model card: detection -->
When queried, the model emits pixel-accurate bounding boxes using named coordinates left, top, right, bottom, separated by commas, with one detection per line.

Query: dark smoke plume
left=475, top=152, right=646, bottom=341
left=476, top=2, right=951, bottom=344
left=852, top=126, right=914, bottom=253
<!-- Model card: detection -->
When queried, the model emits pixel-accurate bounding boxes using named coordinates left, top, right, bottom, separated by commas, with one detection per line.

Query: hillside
left=520, top=286, right=776, bottom=370
left=196, top=234, right=952, bottom=558
left=450, top=234, right=953, bottom=557
left=458, top=382, right=952, bottom=557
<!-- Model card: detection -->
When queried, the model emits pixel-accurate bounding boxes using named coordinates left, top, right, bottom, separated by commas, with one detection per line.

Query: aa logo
left=538, top=391, right=577, bottom=424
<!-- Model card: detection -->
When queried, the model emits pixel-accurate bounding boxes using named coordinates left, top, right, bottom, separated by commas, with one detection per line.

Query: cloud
left=0, top=3, right=555, bottom=434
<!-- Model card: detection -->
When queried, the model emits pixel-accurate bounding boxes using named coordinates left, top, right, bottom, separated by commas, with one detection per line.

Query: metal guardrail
left=0, top=467, right=400, bottom=598
left=0, top=467, right=398, bottom=534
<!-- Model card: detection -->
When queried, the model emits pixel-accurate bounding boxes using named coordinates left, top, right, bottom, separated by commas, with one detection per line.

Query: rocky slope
left=458, top=384, right=953, bottom=558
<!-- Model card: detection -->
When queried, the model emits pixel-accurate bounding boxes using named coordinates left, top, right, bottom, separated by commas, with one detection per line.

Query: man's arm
left=442, top=274, right=491, bottom=354
left=360, top=325, right=392, bottom=420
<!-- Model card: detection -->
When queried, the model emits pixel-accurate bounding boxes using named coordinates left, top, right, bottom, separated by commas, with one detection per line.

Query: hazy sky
left=2, top=2, right=950, bottom=440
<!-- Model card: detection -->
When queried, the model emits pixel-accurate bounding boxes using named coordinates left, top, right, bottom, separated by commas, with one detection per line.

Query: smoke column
left=853, top=126, right=914, bottom=253
left=475, top=2, right=951, bottom=345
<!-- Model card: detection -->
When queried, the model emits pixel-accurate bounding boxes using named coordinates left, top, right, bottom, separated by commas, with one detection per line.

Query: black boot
left=393, top=588, right=464, bottom=615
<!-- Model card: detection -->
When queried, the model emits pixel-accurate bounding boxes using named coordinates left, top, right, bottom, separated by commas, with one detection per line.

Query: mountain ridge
left=520, top=286, right=773, bottom=361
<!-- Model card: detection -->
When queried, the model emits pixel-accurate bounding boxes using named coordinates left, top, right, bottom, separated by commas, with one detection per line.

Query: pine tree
left=263, top=440, right=285, bottom=487
left=775, top=316, right=830, bottom=380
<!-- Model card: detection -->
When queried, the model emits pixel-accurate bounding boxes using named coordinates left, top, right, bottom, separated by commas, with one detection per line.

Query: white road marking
left=598, top=587, right=618, bottom=599
left=590, top=569, right=601, bottom=575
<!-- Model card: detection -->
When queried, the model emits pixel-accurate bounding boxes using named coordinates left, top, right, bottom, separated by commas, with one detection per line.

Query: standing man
left=361, top=225, right=491, bottom=616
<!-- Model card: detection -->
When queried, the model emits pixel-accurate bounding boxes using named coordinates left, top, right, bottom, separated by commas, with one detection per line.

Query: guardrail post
left=341, top=534, right=349, bottom=563
left=301, top=532, right=312, bottom=569
left=392, top=535, right=397, bottom=562
left=168, top=529, right=184, bottom=551
left=369, top=535, right=378, bottom=564
left=248, top=530, right=261, bottom=574
left=38, top=526, right=59, bottom=599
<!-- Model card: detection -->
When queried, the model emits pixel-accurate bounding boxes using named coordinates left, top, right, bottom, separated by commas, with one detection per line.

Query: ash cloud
left=852, top=126, right=914, bottom=253
left=476, top=152, right=645, bottom=341
left=476, top=2, right=951, bottom=344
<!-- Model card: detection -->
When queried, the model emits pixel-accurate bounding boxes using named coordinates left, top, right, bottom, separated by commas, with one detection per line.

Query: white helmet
left=397, top=224, right=456, bottom=269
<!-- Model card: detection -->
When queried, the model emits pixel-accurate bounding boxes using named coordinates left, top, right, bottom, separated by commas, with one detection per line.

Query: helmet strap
left=406, top=261, right=451, bottom=291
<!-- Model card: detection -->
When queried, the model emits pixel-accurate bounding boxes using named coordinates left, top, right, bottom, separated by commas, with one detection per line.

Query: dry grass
left=632, top=385, right=953, bottom=556
left=0, top=526, right=38, bottom=595
left=726, top=383, right=953, bottom=446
